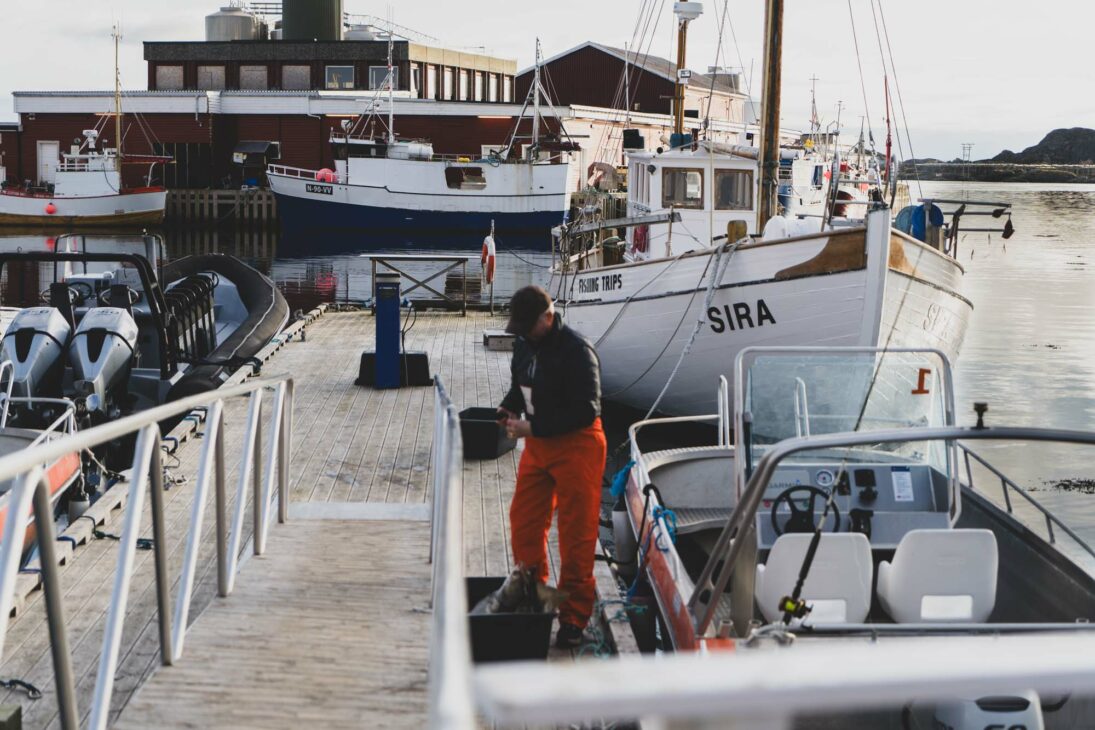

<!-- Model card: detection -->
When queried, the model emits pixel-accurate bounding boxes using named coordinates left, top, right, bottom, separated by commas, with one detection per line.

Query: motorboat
left=615, top=346, right=1095, bottom=728
left=0, top=234, right=288, bottom=449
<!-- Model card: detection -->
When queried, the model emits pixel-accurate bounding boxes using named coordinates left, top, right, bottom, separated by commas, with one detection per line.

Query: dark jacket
left=500, top=315, right=602, bottom=438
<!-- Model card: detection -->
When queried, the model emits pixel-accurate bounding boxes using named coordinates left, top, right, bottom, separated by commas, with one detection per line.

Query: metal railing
left=628, top=376, right=731, bottom=487
left=426, top=377, right=475, bottom=729
left=0, top=374, right=293, bottom=730
left=960, top=443, right=1095, bottom=561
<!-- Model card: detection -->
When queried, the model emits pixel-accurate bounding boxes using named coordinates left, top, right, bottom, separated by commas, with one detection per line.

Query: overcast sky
left=3, top=0, right=1091, bottom=160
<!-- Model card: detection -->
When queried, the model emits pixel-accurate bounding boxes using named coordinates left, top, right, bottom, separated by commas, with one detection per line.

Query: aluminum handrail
left=628, top=413, right=722, bottom=488
left=691, top=424, right=1095, bottom=639
left=960, top=443, right=1095, bottom=561
left=0, top=374, right=294, bottom=730
left=0, top=361, right=13, bottom=428
left=427, top=377, right=475, bottom=729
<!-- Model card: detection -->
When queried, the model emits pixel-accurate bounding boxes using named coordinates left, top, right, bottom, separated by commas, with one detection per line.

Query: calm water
left=3, top=181, right=1094, bottom=555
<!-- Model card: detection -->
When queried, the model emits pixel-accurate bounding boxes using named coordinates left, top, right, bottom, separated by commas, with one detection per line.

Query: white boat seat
left=755, top=533, right=873, bottom=624
left=877, top=529, right=998, bottom=624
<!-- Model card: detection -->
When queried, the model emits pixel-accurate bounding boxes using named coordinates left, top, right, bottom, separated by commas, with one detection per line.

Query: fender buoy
left=315, top=168, right=335, bottom=183
left=632, top=224, right=649, bottom=254
left=45, top=203, right=57, bottom=215
left=481, top=235, right=496, bottom=285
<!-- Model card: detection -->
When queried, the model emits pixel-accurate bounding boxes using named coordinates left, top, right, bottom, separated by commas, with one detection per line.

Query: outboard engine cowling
left=0, top=307, right=72, bottom=397
left=68, top=308, right=139, bottom=414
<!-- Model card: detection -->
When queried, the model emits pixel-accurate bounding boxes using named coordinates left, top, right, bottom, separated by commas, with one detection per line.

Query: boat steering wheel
left=40, top=281, right=95, bottom=306
left=770, top=486, right=841, bottom=536
left=97, top=286, right=142, bottom=307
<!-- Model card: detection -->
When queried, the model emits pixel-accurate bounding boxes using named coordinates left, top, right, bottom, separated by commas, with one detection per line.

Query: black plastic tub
left=466, top=577, right=554, bottom=663
left=459, top=408, right=516, bottom=460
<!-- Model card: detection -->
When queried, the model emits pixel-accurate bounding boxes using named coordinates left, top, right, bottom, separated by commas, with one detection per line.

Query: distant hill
left=990, top=128, right=1095, bottom=165
left=898, top=128, right=1095, bottom=182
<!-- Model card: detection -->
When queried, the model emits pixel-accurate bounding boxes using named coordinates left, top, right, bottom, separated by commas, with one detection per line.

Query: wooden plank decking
left=0, top=309, right=634, bottom=729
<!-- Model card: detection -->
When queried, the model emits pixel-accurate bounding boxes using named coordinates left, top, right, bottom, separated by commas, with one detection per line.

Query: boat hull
left=268, top=158, right=569, bottom=247
left=0, top=189, right=166, bottom=227
left=552, top=228, right=970, bottom=416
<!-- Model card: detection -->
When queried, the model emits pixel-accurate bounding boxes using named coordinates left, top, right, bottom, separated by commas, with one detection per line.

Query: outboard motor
left=68, top=308, right=139, bottom=416
left=932, top=691, right=1045, bottom=730
left=0, top=307, right=72, bottom=398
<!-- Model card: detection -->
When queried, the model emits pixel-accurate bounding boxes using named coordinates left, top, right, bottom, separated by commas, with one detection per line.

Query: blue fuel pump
left=373, top=272, right=401, bottom=389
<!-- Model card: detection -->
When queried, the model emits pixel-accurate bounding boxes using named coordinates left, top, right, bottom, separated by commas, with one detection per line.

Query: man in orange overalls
left=498, top=286, right=606, bottom=648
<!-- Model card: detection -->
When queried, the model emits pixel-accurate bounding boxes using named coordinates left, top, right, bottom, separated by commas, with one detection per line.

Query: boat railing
left=959, top=442, right=1095, bottom=561
left=628, top=377, right=731, bottom=487
left=0, top=374, right=293, bottom=730
left=426, top=376, right=475, bottom=729
left=268, top=163, right=342, bottom=182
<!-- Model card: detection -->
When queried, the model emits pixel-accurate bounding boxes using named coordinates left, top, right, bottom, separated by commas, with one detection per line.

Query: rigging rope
left=847, top=0, right=877, bottom=157
left=874, top=0, right=923, bottom=200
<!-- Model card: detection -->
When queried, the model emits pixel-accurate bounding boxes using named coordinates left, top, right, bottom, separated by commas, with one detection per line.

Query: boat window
left=488, top=74, right=499, bottom=102
left=411, top=64, right=421, bottom=97
left=445, top=167, right=487, bottom=190
left=155, top=65, right=184, bottom=91
left=239, top=65, right=268, bottom=91
left=662, top=168, right=704, bottom=209
left=443, top=68, right=454, bottom=100
left=714, top=170, right=753, bottom=210
left=369, top=66, right=397, bottom=91
left=474, top=72, right=484, bottom=101
left=427, top=66, right=438, bottom=99
left=326, top=66, right=355, bottom=90
left=196, top=65, right=226, bottom=91
left=503, top=76, right=513, bottom=103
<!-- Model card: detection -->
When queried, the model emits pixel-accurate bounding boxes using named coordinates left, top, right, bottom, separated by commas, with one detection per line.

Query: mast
left=386, top=19, right=394, bottom=144
left=883, top=77, right=892, bottom=187
left=113, top=24, right=123, bottom=171
left=757, top=0, right=784, bottom=231
left=671, top=2, right=703, bottom=144
left=624, top=41, right=631, bottom=128
left=532, top=38, right=542, bottom=156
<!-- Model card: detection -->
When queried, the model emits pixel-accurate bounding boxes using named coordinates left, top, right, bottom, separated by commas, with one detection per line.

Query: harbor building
left=0, top=0, right=786, bottom=208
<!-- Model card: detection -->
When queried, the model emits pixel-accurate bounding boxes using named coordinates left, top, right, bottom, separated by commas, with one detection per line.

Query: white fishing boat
left=0, top=28, right=167, bottom=228
left=269, top=38, right=575, bottom=245
left=547, top=1, right=1008, bottom=417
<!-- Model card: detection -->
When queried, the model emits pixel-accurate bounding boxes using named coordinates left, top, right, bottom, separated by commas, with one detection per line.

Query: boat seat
left=876, top=529, right=998, bottom=623
left=755, top=533, right=873, bottom=624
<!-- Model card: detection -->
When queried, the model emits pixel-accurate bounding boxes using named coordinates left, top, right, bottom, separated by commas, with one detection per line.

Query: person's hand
left=496, top=407, right=517, bottom=424
left=504, top=417, right=533, bottom=439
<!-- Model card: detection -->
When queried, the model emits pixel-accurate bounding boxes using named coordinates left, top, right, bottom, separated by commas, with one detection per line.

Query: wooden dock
left=0, top=309, right=635, bottom=729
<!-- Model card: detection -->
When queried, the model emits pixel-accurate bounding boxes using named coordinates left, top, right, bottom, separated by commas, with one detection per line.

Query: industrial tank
left=282, top=0, right=343, bottom=41
left=205, top=6, right=258, bottom=41
left=344, top=24, right=376, bottom=41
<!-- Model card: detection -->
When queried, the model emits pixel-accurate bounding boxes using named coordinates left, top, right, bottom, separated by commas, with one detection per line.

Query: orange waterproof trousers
left=509, top=419, right=607, bottom=628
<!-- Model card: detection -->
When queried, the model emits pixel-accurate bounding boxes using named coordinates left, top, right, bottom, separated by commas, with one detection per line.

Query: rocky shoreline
left=899, top=162, right=1095, bottom=184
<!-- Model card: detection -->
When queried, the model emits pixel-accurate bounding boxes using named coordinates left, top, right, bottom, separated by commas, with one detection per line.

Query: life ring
left=632, top=224, right=649, bottom=254
left=481, top=235, right=496, bottom=285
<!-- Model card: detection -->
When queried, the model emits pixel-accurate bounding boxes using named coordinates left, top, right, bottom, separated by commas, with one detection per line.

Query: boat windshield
left=735, top=348, right=954, bottom=487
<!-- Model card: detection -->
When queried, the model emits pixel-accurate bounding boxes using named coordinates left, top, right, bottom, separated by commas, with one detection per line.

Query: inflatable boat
left=0, top=240, right=288, bottom=441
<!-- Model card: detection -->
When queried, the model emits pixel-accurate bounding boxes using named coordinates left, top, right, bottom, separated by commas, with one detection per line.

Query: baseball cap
left=505, top=286, right=552, bottom=336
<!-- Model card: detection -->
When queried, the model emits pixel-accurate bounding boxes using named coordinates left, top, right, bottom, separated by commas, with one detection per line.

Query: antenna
left=961, top=143, right=974, bottom=162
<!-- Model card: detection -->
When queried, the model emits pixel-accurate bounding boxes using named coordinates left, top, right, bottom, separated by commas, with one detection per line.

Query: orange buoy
left=315, top=168, right=336, bottom=183
left=45, top=203, right=57, bottom=215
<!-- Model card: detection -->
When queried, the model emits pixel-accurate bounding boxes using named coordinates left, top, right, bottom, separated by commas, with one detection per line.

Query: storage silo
left=282, top=0, right=343, bottom=41
left=206, top=6, right=258, bottom=41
